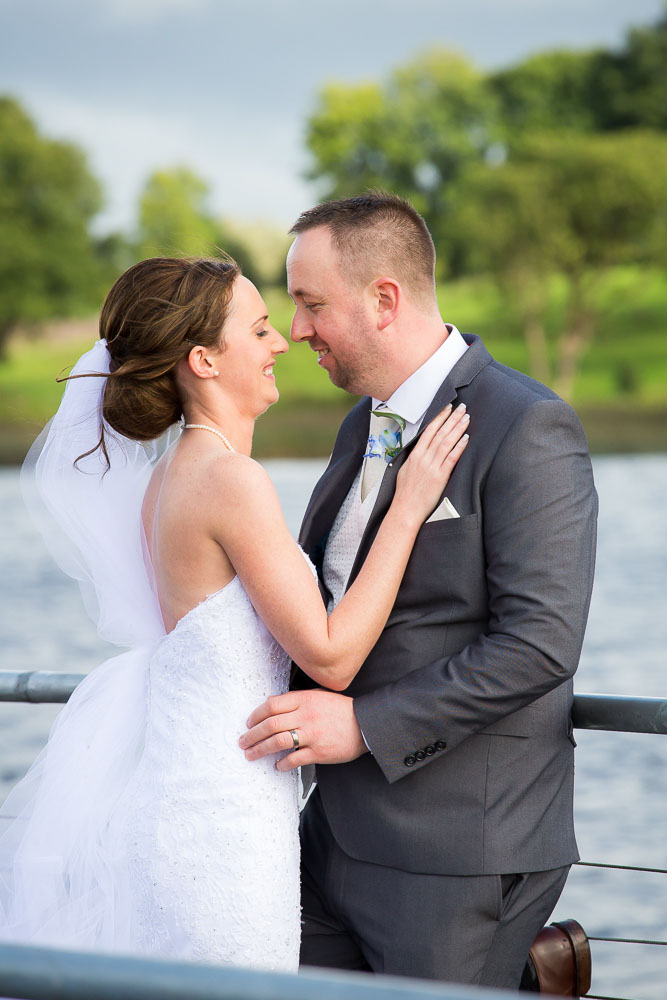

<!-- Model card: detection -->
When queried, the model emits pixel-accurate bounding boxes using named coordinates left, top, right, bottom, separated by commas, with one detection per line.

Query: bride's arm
left=212, top=405, right=469, bottom=691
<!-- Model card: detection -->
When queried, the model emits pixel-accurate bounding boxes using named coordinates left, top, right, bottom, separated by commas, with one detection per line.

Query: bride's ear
left=187, top=346, right=219, bottom=379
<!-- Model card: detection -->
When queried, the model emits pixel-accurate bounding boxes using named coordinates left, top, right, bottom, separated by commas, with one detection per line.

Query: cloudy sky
left=1, top=0, right=663, bottom=233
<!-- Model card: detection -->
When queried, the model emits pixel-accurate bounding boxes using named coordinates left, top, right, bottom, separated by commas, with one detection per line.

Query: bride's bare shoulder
left=205, top=452, right=278, bottom=506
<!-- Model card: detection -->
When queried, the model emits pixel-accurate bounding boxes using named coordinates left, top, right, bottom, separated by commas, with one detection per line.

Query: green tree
left=306, top=49, right=502, bottom=276
left=137, top=167, right=220, bottom=258
left=136, top=166, right=259, bottom=283
left=454, top=131, right=667, bottom=399
left=0, top=96, right=103, bottom=356
left=93, top=231, right=138, bottom=289
left=490, top=10, right=667, bottom=136
left=490, top=50, right=599, bottom=134
left=454, top=160, right=565, bottom=386
left=589, top=10, right=667, bottom=130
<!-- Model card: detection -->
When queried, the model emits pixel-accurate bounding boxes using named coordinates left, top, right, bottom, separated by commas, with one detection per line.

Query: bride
left=0, top=256, right=469, bottom=970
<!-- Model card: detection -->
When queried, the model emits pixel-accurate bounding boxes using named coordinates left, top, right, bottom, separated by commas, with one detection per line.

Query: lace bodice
left=111, top=575, right=301, bottom=969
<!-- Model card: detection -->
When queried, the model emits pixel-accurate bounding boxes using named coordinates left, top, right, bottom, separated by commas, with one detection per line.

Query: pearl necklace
left=183, top=423, right=235, bottom=452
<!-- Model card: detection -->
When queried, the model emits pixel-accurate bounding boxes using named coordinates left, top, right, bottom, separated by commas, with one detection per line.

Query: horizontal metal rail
left=1, top=681, right=666, bottom=1000
left=0, top=670, right=83, bottom=704
left=2, top=673, right=667, bottom=736
left=576, top=860, right=667, bottom=874
left=571, top=693, right=667, bottom=735
left=588, top=935, right=667, bottom=946
left=0, top=941, right=515, bottom=1000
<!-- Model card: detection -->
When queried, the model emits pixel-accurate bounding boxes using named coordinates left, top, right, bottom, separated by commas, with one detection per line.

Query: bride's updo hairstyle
left=100, top=256, right=240, bottom=441
left=64, top=256, right=241, bottom=465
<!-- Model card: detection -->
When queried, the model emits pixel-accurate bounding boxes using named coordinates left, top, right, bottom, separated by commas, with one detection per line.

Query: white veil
left=0, top=338, right=170, bottom=949
left=21, top=338, right=165, bottom=647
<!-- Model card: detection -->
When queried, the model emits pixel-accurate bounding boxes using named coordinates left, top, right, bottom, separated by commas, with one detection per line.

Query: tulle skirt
left=0, top=646, right=152, bottom=951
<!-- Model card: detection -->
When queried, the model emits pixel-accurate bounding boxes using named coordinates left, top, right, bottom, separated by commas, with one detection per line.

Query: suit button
left=415, top=750, right=426, bottom=761
left=435, top=740, right=447, bottom=750
left=425, top=745, right=436, bottom=756
left=404, top=755, right=417, bottom=767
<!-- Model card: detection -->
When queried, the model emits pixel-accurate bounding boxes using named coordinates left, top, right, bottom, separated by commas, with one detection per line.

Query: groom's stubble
left=324, top=302, right=388, bottom=397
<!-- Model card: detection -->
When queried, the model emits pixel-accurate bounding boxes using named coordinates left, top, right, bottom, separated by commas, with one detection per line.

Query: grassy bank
left=1, top=267, right=666, bottom=462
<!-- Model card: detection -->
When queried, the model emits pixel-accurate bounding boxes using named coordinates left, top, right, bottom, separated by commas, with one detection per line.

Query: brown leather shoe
left=520, top=919, right=591, bottom=996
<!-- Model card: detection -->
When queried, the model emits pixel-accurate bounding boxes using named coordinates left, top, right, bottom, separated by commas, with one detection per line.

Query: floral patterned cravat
left=361, top=407, right=406, bottom=501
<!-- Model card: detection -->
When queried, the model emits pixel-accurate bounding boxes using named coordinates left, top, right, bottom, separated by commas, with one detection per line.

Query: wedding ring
left=289, top=729, right=300, bottom=751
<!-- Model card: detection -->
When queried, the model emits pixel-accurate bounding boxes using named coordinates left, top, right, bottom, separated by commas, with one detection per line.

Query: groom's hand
left=239, top=690, right=368, bottom=771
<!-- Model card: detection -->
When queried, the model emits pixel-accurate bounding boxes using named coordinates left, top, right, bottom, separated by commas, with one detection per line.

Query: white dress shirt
left=372, top=324, right=468, bottom=442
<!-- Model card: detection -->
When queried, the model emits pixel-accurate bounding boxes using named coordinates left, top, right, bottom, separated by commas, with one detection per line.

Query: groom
left=242, top=193, right=598, bottom=988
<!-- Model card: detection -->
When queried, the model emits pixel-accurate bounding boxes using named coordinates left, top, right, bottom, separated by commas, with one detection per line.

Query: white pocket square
left=426, top=497, right=460, bottom=523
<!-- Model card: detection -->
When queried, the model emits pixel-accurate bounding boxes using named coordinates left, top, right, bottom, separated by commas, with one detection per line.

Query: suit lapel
left=419, top=334, right=492, bottom=428
left=346, top=334, right=493, bottom=587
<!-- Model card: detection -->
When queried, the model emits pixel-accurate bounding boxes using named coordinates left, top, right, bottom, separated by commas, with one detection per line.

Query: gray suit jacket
left=297, top=335, right=598, bottom=876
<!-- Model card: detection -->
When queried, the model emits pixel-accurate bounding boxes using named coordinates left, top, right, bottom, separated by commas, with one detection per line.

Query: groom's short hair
left=289, top=192, right=436, bottom=302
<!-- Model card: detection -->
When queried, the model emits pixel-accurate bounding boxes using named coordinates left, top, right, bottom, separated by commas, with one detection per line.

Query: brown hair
left=289, top=192, right=436, bottom=300
left=64, top=256, right=240, bottom=465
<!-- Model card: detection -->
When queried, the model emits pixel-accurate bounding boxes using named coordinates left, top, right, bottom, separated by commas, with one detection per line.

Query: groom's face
left=286, top=227, right=379, bottom=395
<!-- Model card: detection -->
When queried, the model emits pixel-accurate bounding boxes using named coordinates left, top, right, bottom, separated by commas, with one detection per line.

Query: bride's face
left=214, top=276, right=289, bottom=417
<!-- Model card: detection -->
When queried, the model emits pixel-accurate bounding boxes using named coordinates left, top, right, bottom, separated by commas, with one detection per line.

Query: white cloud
left=22, top=89, right=314, bottom=232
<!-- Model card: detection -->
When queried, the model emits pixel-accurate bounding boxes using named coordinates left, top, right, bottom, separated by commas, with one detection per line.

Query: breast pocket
left=418, top=512, right=480, bottom=537
left=397, top=514, right=482, bottom=611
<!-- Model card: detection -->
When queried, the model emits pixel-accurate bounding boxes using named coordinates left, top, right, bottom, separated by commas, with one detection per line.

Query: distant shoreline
left=2, top=402, right=666, bottom=466
left=3, top=266, right=667, bottom=464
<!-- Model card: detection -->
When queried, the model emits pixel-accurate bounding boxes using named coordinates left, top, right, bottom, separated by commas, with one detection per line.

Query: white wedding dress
left=0, top=339, right=301, bottom=971
left=110, top=577, right=301, bottom=968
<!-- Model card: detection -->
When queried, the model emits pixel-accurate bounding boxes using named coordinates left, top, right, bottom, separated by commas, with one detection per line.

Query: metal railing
left=2, top=671, right=667, bottom=734
left=0, top=941, right=516, bottom=1000
left=571, top=693, right=667, bottom=734
left=0, top=670, right=82, bottom=703
left=2, top=673, right=666, bottom=1000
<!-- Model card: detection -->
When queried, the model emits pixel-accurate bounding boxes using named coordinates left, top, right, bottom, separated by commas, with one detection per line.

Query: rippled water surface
left=1, top=455, right=666, bottom=999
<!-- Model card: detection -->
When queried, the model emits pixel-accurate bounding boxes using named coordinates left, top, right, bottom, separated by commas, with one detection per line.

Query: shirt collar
left=373, top=325, right=468, bottom=425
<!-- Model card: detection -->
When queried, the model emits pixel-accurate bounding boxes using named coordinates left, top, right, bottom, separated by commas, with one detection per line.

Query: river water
left=1, top=456, right=666, bottom=1000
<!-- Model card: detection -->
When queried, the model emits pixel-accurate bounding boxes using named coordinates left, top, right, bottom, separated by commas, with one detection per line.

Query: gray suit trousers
left=300, top=788, right=570, bottom=988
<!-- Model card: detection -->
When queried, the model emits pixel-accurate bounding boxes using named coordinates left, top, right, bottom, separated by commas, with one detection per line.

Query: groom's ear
left=372, top=278, right=401, bottom=331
